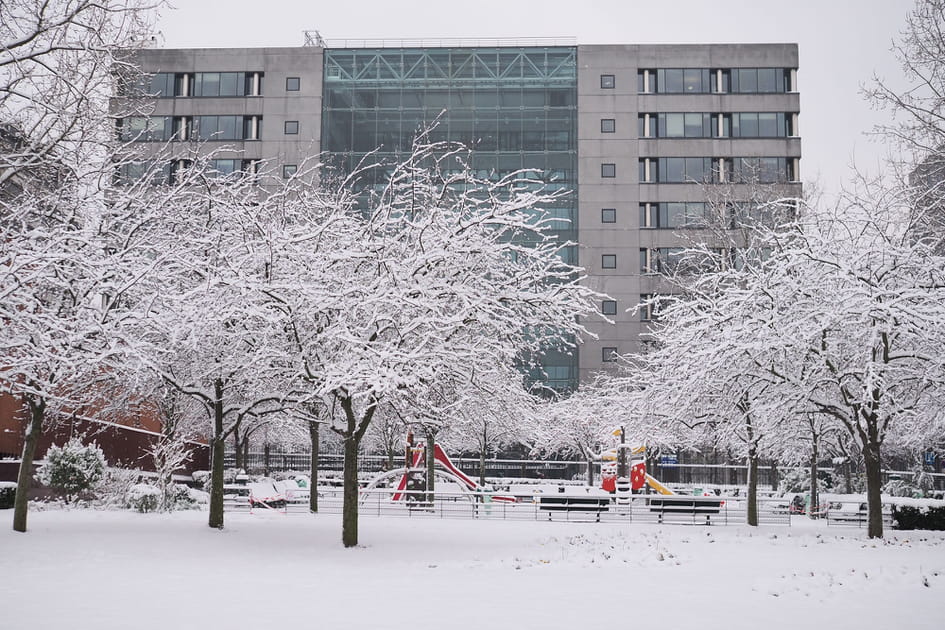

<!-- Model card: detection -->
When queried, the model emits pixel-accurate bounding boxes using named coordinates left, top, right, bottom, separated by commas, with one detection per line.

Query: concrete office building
left=126, top=40, right=801, bottom=392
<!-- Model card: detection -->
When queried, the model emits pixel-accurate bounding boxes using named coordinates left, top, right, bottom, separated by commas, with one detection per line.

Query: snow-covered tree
left=115, top=161, right=306, bottom=529
left=1, top=0, right=160, bottom=532
left=36, top=439, right=106, bottom=504
left=271, top=136, right=600, bottom=546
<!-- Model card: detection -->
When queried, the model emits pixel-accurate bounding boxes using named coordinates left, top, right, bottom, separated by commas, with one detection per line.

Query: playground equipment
left=360, top=432, right=515, bottom=504
left=600, top=432, right=675, bottom=496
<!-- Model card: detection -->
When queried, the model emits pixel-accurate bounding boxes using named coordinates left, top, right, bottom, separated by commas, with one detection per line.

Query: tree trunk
left=241, top=439, right=249, bottom=474
left=208, top=379, right=226, bottom=529
left=585, top=455, right=595, bottom=487
left=233, top=426, right=242, bottom=470
left=263, top=442, right=271, bottom=476
left=809, top=437, right=820, bottom=519
left=309, top=421, right=319, bottom=513
left=747, top=449, right=759, bottom=527
left=770, top=461, right=779, bottom=492
left=863, top=437, right=884, bottom=539
left=479, top=425, right=487, bottom=487
left=426, top=431, right=436, bottom=506
left=341, top=433, right=360, bottom=547
left=13, top=396, right=45, bottom=533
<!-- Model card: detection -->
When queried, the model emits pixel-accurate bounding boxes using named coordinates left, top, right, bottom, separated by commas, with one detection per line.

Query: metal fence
left=225, top=450, right=945, bottom=491
left=227, top=487, right=798, bottom=527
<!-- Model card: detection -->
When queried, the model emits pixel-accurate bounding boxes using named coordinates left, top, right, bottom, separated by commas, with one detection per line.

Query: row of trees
left=556, top=1, right=945, bottom=539
left=1, top=0, right=600, bottom=546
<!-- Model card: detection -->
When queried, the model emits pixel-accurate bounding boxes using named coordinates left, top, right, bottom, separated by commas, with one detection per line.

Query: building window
left=639, top=157, right=717, bottom=184
left=190, top=115, right=261, bottom=141
left=601, top=118, right=615, bottom=133
left=282, top=164, right=298, bottom=178
left=637, top=69, right=654, bottom=94
left=284, top=120, right=299, bottom=135
left=639, top=294, right=670, bottom=322
left=640, top=202, right=709, bottom=229
left=602, top=254, right=617, bottom=269
left=601, top=300, right=617, bottom=315
left=602, top=347, right=619, bottom=362
left=286, top=76, right=301, bottom=91
left=601, top=208, right=616, bottom=223
left=601, top=163, right=616, bottom=178
left=600, top=74, right=615, bottom=89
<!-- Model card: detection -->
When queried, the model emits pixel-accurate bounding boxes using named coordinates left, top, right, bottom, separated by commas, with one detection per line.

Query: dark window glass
left=602, top=254, right=617, bottom=269
left=757, top=68, right=778, bottom=93
left=197, top=72, right=221, bottom=97
left=736, top=69, right=757, bottom=92
left=662, top=69, right=684, bottom=93
left=758, top=113, right=779, bottom=137
left=286, top=77, right=300, bottom=91
left=664, top=157, right=685, bottom=182
left=219, top=72, right=241, bottom=96
left=602, top=347, right=618, bottom=362
left=601, top=208, right=616, bottom=223
left=285, top=120, right=299, bottom=135
left=601, top=163, right=616, bottom=178
left=683, top=68, right=706, bottom=92
left=602, top=300, right=617, bottom=315
left=601, top=118, right=615, bottom=133
left=600, top=74, right=615, bottom=89
left=283, top=164, right=298, bottom=178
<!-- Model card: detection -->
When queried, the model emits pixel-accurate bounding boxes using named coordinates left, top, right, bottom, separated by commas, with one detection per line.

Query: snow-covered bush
left=126, top=484, right=161, bottom=513
left=777, top=467, right=836, bottom=495
left=892, top=503, right=945, bottom=530
left=35, top=439, right=106, bottom=504
left=167, top=483, right=201, bottom=510
left=94, top=468, right=143, bottom=508
left=192, top=470, right=210, bottom=493
left=0, top=481, right=16, bottom=509
left=882, top=472, right=934, bottom=498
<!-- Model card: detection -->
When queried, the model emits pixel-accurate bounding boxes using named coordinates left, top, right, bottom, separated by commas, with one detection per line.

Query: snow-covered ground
left=2, top=509, right=942, bottom=629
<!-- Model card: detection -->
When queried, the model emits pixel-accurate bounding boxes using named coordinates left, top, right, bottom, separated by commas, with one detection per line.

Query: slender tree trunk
left=770, top=461, right=779, bottom=492
left=742, top=402, right=759, bottom=526
left=13, top=397, right=45, bottom=533
left=342, top=433, right=360, bottom=547
left=844, top=460, right=853, bottom=494
left=263, top=442, right=271, bottom=477
left=479, top=425, right=488, bottom=487
left=585, top=455, right=595, bottom=487
left=208, top=378, right=226, bottom=529
left=241, top=439, right=249, bottom=474
left=809, top=436, right=820, bottom=519
left=863, top=435, right=884, bottom=539
left=426, top=431, right=436, bottom=506
left=233, top=426, right=242, bottom=470
left=747, top=448, right=759, bottom=526
left=309, top=421, right=319, bottom=513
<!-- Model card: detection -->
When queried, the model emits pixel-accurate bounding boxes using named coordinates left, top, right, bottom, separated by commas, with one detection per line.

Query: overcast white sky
left=157, top=0, right=915, bottom=197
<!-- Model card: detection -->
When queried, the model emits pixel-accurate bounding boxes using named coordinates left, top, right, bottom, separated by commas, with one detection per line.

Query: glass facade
left=322, top=46, right=579, bottom=393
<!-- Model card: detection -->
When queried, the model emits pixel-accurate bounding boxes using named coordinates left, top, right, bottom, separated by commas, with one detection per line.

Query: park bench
left=648, top=496, right=723, bottom=524
left=538, top=494, right=610, bottom=521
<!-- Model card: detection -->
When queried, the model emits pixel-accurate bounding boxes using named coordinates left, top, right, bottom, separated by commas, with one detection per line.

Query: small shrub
left=777, top=466, right=836, bottom=495
left=126, top=484, right=161, bottom=513
left=0, top=481, right=16, bottom=509
left=892, top=505, right=945, bottom=530
left=166, top=483, right=199, bottom=510
left=36, top=439, right=106, bottom=504
left=95, top=468, right=144, bottom=508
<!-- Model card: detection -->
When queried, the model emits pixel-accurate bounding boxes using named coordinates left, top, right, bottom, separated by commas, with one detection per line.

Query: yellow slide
left=645, top=474, right=675, bottom=495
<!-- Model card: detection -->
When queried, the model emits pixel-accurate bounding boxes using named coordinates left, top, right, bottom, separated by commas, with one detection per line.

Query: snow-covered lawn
left=2, top=509, right=942, bottom=629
